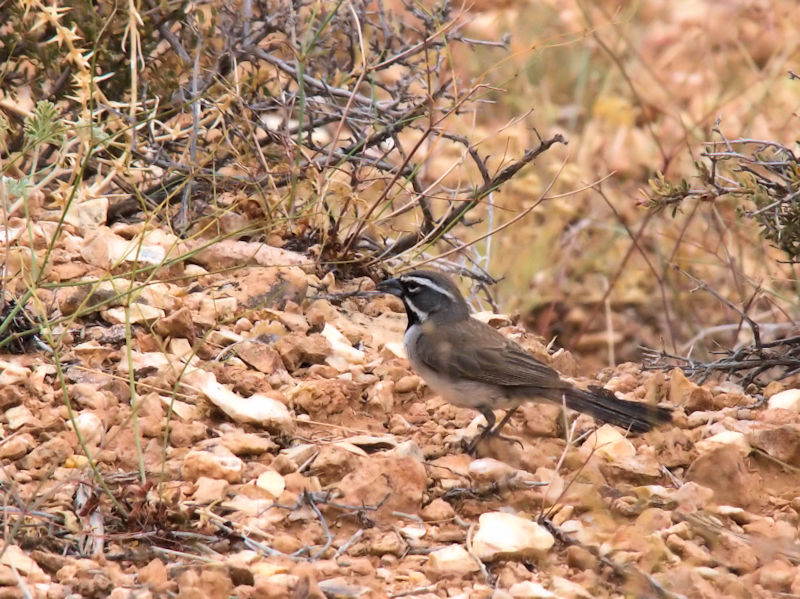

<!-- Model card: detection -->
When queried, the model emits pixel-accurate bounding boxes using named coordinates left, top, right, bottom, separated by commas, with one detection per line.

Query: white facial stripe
left=401, top=275, right=456, bottom=302
left=403, top=296, right=428, bottom=322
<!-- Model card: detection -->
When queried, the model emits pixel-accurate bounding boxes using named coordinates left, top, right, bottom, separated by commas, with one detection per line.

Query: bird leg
left=465, top=406, right=523, bottom=455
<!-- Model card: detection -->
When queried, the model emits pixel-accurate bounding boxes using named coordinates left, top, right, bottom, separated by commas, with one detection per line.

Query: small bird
left=377, top=270, right=671, bottom=453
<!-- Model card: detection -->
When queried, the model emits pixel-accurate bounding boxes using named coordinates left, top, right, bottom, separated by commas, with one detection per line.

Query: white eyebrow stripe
left=403, top=297, right=428, bottom=322
left=401, top=276, right=456, bottom=301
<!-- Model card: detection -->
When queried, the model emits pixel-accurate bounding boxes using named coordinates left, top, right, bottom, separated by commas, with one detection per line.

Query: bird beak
left=376, top=277, right=403, bottom=296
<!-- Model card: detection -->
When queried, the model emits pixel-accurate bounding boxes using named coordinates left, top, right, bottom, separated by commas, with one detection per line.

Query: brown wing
left=413, top=317, right=564, bottom=389
left=413, top=317, right=673, bottom=431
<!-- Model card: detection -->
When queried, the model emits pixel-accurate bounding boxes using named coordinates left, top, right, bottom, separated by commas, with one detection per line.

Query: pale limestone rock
left=399, top=524, right=426, bottom=540
left=158, top=395, right=199, bottom=421
left=768, top=389, right=800, bottom=411
left=118, top=351, right=172, bottom=377
left=421, top=498, right=455, bottom=522
left=207, top=329, right=243, bottom=347
left=256, top=470, right=286, bottom=499
left=472, top=512, right=554, bottom=561
left=219, top=430, right=273, bottom=455
left=758, top=558, right=795, bottom=592
left=102, top=303, right=165, bottom=325
left=580, top=424, right=635, bottom=461
left=472, top=311, right=512, bottom=327
left=184, top=367, right=292, bottom=431
left=383, top=341, right=407, bottom=360
left=81, top=227, right=166, bottom=268
left=254, top=573, right=300, bottom=598
left=509, top=581, right=557, bottom=598
left=0, top=544, right=49, bottom=582
left=321, top=323, right=365, bottom=371
left=6, top=405, right=35, bottom=429
left=275, top=333, right=331, bottom=371
left=0, top=359, right=30, bottom=385
left=367, top=380, right=395, bottom=412
left=0, top=434, right=33, bottom=460
left=317, top=578, right=371, bottom=598
left=390, top=440, right=424, bottom=462
left=181, top=449, right=244, bottom=483
left=751, top=424, right=800, bottom=463
left=183, top=239, right=310, bottom=271
left=72, top=411, right=104, bottom=447
left=267, top=309, right=310, bottom=334
left=193, top=476, right=229, bottom=504
left=669, top=367, right=713, bottom=411
left=395, top=375, right=421, bottom=393
left=426, top=545, right=479, bottom=577
left=469, top=458, right=516, bottom=484
left=673, top=483, right=714, bottom=514
left=280, top=443, right=317, bottom=469
left=695, top=430, right=751, bottom=457
left=551, top=576, right=593, bottom=598
left=234, top=341, right=284, bottom=374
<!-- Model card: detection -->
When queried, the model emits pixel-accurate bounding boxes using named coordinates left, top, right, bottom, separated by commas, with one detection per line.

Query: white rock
left=0, top=359, right=30, bottom=385
left=399, top=524, right=426, bottom=540
left=611, top=454, right=662, bottom=477
left=427, top=544, right=479, bottom=575
left=207, top=329, right=243, bottom=347
left=281, top=443, right=317, bottom=466
left=320, top=323, right=365, bottom=371
left=64, top=197, right=108, bottom=230
left=182, top=449, right=244, bottom=483
left=81, top=228, right=166, bottom=268
left=472, top=512, right=554, bottom=561
left=6, top=405, right=35, bottom=429
left=695, top=430, right=751, bottom=457
left=580, top=424, right=635, bottom=461
left=118, top=351, right=172, bottom=377
left=383, top=341, right=407, bottom=359
left=223, top=494, right=276, bottom=518
left=391, top=440, right=424, bottom=462
left=551, top=576, right=593, bottom=598
left=0, top=544, right=49, bottom=582
left=102, top=303, right=165, bottom=325
left=768, top=389, right=800, bottom=411
left=72, top=412, right=104, bottom=447
left=469, top=458, right=515, bottom=484
left=317, top=579, right=370, bottom=598
left=339, top=434, right=397, bottom=450
left=472, top=311, right=512, bottom=327
left=159, top=395, right=199, bottom=421
left=256, top=470, right=285, bottom=499
left=331, top=441, right=368, bottom=457
left=509, top=581, right=557, bottom=598
left=713, top=505, right=747, bottom=517
left=169, top=338, right=200, bottom=366
left=184, top=368, right=292, bottom=431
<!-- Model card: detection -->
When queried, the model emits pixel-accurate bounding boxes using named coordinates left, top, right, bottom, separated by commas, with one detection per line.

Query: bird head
left=377, top=270, right=470, bottom=326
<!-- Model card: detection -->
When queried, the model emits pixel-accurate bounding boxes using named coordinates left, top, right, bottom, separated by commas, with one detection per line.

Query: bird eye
left=406, top=284, right=420, bottom=294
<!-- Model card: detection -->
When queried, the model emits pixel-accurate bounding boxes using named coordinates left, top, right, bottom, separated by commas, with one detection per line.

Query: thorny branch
left=649, top=128, right=800, bottom=262
left=34, top=0, right=563, bottom=273
left=642, top=333, right=800, bottom=386
left=644, top=126, right=800, bottom=387
left=246, top=490, right=391, bottom=561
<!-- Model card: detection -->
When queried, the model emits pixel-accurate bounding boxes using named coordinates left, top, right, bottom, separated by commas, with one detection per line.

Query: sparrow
left=377, top=270, right=671, bottom=452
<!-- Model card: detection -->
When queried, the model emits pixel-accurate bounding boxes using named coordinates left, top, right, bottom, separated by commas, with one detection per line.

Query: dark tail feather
left=561, top=385, right=671, bottom=433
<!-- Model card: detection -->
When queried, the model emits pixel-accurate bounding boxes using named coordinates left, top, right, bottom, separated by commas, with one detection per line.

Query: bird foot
left=464, top=425, right=524, bottom=456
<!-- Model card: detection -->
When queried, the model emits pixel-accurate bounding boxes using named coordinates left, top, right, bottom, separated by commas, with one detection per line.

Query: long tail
left=560, top=385, right=671, bottom=433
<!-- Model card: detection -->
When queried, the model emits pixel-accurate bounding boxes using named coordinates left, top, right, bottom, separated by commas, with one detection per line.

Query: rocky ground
left=2, top=226, right=800, bottom=599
